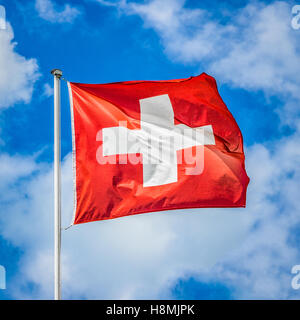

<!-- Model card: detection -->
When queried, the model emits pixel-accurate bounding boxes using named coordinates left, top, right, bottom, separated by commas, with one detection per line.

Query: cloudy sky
left=0, top=0, right=300, bottom=299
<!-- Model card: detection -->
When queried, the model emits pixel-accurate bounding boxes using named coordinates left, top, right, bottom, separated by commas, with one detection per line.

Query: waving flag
left=68, top=73, right=249, bottom=225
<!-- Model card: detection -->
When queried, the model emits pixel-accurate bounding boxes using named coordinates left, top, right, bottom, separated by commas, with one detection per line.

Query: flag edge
left=67, top=81, right=77, bottom=228
left=72, top=202, right=247, bottom=225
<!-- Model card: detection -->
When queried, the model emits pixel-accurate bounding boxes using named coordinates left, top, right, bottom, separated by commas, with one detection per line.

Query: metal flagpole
left=51, top=69, right=63, bottom=300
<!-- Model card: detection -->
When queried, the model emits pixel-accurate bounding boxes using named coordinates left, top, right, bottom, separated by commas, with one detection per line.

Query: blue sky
left=0, top=0, right=300, bottom=299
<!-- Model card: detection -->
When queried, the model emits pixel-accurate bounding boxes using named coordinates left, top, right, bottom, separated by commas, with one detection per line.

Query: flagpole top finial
left=51, top=69, right=63, bottom=78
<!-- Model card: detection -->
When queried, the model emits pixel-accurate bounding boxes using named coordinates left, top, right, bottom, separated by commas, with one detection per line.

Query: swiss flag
left=68, top=73, right=249, bottom=225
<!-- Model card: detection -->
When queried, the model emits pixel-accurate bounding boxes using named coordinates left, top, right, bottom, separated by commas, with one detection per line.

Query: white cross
left=101, top=94, right=215, bottom=187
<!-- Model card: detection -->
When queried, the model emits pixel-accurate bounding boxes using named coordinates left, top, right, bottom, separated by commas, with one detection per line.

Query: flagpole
left=51, top=69, right=62, bottom=300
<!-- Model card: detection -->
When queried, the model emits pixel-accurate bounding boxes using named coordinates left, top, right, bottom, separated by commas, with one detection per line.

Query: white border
left=67, top=82, right=77, bottom=227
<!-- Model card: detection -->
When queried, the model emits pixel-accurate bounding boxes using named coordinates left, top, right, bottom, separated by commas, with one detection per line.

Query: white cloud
left=121, top=0, right=225, bottom=62
left=209, top=2, right=300, bottom=101
left=42, top=83, right=53, bottom=97
left=0, top=24, right=39, bottom=109
left=1, top=132, right=300, bottom=299
left=35, top=0, right=81, bottom=24
left=0, top=154, right=38, bottom=191
left=102, top=0, right=300, bottom=126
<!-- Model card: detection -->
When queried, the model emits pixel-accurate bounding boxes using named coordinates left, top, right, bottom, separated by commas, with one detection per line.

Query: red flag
left=68, top=73, right=249, bottom=225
